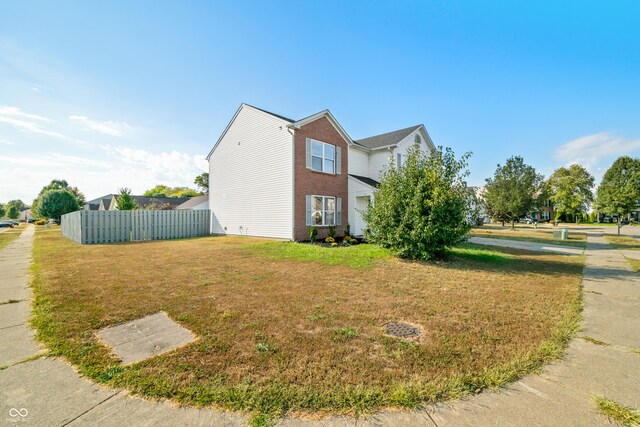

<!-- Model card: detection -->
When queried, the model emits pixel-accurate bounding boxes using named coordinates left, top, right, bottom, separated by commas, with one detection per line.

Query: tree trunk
left=511, top=219, right=516, bottom=230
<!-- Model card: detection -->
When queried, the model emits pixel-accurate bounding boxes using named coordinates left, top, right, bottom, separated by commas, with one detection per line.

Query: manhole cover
left=384, top=321, right=422, bottom=338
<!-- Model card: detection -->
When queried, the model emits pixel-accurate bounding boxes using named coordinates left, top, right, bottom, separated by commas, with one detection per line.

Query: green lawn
left=0, top=225, right=24, bottom=250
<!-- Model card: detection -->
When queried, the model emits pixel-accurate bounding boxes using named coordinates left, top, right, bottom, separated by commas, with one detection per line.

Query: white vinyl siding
left=368, top=128, right=431, bottom=181
left=209, top=105, right=293, bottom=239
left=348, top=176, right=375, bottom=236
left=348, top=146, right=369, bottom=176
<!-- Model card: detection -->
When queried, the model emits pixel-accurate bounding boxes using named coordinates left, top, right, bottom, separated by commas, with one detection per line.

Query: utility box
left=553, top=228, right=569, bottom=240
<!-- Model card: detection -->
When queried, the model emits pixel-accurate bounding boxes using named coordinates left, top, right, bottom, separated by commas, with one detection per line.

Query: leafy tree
left=363, top=144, right=472, bottom=260
left=6, top=199, right=28, bottom=211
left=115, top=188, right=138, bottom=210
left=484, top=156, right=544, bottom=230
left=33, top=179, right=85, bottom=212
left=68, top=187, right=86, bottom=205
left=173, top=188, right=199, bottom=198
left=596, top=156, right=640, bottom=222
left=34, top=190, right=79, bottom=220
left=143, top=184, right=201, bottom=198
left=0, top=203, right=5, bottom=218
left=546, top=164, right=595, bottom=223
left=143, top=184, right=171, bottom=198
left=7, top=205, right=19, bottom=219
left=194, top=172, right=209, bottom=195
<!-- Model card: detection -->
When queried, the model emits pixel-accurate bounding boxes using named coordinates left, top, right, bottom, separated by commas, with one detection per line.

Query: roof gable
left=206, top=103, right=293, bottom=160
left=289, top=110, right=353, bottom=146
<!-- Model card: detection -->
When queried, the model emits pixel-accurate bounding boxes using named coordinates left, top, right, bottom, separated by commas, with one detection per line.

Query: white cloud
left=554, top=132, right=640, bottom=169
left=0, top=139, right=14, bottom=145
left=0, top=105, right=84, bottom=143
left=0, top=145, right=208, bottom=201
left=0, top=106, right=52, bottom=122
left=69, top=114, right=130, bottom=137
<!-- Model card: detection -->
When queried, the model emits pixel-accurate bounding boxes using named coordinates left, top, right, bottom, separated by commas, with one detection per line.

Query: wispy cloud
left=554, top=132, right=640, bottom=169
left=69, top=114, right=130, bottom=137
left=0, top=105, right=84, bottom=143
left=107, top=146, right=207, bottom=179
left=0, top=106, right=52, bottom=122
left=0, top=139, right=14, bottom=145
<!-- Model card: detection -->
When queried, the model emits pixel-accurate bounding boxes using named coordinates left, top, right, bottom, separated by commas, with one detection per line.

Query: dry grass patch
left=471, top=227, right=587, bottom=248
left=31, top=230, right=583, bottom=423
left=0, top=224, right=24, bottom=250
left=605, top=235, right=640, bottom=272
left=594, top=396, right=640, bottom=426
left=606, top=235, right=640, bottom=251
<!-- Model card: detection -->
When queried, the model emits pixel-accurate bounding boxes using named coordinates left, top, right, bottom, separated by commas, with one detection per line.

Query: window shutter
left=337, top=197, right=342, bottom=225
left=306, top=139, right=312, bottom=169
left=336, top=146, right=341, bottom=174
left=397, top=153, right=402, bottom=170
left=306, top=195, right=312, bottom=226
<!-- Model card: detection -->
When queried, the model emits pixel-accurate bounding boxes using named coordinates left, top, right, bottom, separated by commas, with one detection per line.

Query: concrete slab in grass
left=97, top=312, right=196, bottom=365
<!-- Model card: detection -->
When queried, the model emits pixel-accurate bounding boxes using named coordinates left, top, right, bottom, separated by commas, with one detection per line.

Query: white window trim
left=308, top=139, right=336, bottom=174
left=311, top=195, right=336, bottom=226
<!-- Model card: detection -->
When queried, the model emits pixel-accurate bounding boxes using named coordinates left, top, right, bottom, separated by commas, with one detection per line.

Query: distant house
left=207, top=103, right=435, bottom=240
left=177, top=195, right=209, bottom=210
left=535, top=199, right=555, bottom=222
left=85, top=194, right=193, bottom=211
left=19, top=209, right=34, bottom=222
left=84, top=194, right=116, bottom=211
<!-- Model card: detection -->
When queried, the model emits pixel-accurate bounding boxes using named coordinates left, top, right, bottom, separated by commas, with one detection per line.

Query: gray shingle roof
left=176, top=195, right=209, bottom=209
left=349, top=174, right=380, bottom=188
left=354, top=125, right=422, bottom=150
left=246, top=104, right=294, bottom=123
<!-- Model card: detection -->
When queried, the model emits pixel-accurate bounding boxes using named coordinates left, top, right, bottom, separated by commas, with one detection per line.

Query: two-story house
left=207, top=104, right=435, bottom=240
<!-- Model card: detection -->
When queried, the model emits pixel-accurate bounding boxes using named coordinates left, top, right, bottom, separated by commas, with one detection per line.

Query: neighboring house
left=84, top=194, right=116, bottom=211
left=19, top=209, right=34, bottom=222
left=177, top=195, right=209, bottom=210
left=468, top=186, right=488, bottom=225
left=85, top=194, right=192, bottom=211
left=535, top=199, right=554, bottom=222
left=207, top=103, right=435, bottom=240
left=105, top=195, right=190, bottom=210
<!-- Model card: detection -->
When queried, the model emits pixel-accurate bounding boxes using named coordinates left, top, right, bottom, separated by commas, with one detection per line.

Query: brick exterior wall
left=293, top=116, right=349, bottom=241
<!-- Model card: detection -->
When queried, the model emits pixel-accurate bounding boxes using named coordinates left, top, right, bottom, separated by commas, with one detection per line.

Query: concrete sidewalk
left=0, top=226, right=246, bottom=426
left=468, top=236, right=584, bottom=255
left=1, top=228, right=638, bottom=426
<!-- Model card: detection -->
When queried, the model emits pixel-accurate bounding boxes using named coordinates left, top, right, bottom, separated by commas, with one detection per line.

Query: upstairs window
left=306, top=139, right=341, bottom=174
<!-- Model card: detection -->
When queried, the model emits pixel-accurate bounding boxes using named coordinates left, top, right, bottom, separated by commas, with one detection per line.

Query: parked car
left=48, top=219, right=60, bottom=225
left=27, top=218, right=36, bottom=224
left=0, top=220, right=14, bottom=228
left=518, top=217, right=535, bottom=224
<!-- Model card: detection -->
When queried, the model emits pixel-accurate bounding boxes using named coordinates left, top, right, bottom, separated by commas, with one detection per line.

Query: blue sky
left=1, top=1, right=639, bottom=203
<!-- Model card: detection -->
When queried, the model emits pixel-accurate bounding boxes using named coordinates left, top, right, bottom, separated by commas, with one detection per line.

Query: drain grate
left=384, top=321, right=422, bottom=338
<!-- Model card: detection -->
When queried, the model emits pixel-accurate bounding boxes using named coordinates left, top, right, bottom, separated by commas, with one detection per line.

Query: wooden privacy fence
left=61, top=210, right=211, bottom=244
